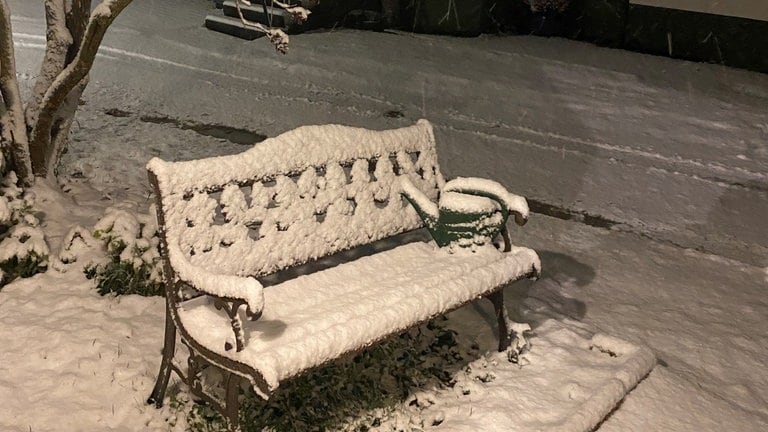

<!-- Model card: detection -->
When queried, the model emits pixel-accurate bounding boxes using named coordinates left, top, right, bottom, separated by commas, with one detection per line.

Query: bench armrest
left=167, top=240, right=264, bottom=317
left=443, top=177, right=530, bottom=226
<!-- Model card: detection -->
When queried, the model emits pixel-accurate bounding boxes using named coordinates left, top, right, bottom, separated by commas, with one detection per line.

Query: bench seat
left=178, top=241, right=540, bottom=396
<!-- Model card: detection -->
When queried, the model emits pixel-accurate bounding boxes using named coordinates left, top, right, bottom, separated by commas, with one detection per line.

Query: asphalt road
left=9, top=0, right=767, bottom=267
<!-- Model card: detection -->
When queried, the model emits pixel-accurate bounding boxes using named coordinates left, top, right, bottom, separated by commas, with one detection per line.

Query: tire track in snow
left=436, top=120, right=760, bottom=193
left=528, top=196, right=763, bottom=267
left=14, top=34, right=272, bottom=86
left=12, top=25, right=764, bottom=188
left=14, top=39, right=385, bottom=122
left=13, top=33, right=391, bottom=114
left=436, top=122, right=768, bottom=266
left=15, top=29, right=765, bottom=265
left=444, top=112, right=768, bottom=191
left=16, top=34, right=764, bottom=194
left=102, top=108, right=267, bottom=145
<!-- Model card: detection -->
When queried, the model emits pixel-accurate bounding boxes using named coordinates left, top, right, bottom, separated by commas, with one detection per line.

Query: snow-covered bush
left=0, top=171, right=48, bottom=287
left=525, top=0, right=569, bottom=13
left=182, top=318, right=467, bottom=432
left=82, top=207, right=163, bottom=297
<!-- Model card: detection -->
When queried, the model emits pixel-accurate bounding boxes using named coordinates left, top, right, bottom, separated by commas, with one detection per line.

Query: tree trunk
left=66, top=0, right=93, bottom=64
left=25, top=0, right=73, bottom=131
left=0, top=0, right=33, bottom=183
left=28, top=0, right=133, bottom=178
left=45, top=79, right=87, bottom=177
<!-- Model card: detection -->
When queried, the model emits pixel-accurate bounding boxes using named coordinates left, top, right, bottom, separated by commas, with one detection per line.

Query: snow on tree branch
left=235, top=0, right=312, bottom=54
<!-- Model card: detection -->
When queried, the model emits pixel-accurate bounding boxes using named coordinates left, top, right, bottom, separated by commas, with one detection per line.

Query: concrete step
left=203, top=15, right=265, bottom=40
left=221, top=0, right=299, bottom=31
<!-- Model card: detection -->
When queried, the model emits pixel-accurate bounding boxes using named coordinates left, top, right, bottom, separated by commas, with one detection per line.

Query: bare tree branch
left=240, top=0, right=312, bottom=21
left=46, top=78, right=87, bottom=176
left=0, top=0, right=33, bottom=182
left=270, top=0, right=311, bottom=24
left=234, top=0, right=291, bottom=54
left=29, top=0, right=133, bottom=177
left=25, top=0, right=73, bottom=130
left=66, top=0, right=92, bottom=64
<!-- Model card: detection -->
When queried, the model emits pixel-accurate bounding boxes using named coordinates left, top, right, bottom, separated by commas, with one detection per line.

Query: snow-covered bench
left=145, top=120, right=540, bottom=430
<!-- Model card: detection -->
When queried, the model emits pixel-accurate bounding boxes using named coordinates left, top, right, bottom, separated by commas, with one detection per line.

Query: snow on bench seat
left=178, top=241, right=540, bottom=396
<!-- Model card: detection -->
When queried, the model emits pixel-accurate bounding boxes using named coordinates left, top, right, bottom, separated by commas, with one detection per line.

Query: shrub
left=83, top=207, right=163, bottom=297
left=0, top=251, right=48, bottom=286
left=0, top=171, right=48, bottom=288
left=182, top=318, right=468, bottom=432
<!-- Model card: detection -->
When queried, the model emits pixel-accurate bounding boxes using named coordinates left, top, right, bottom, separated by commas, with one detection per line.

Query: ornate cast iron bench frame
left=145, top=120, right=540, bottom=431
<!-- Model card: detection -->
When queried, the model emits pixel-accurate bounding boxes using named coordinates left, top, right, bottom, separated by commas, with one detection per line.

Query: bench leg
left=148, top=305, right=177, bottom=408
left=224, top=372, right=242, bottom=432
left=486, top=289, right=531, bottom=354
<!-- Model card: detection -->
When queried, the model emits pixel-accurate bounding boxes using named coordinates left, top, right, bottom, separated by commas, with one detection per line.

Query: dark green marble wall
left=402, top=0, right=491, bottom=35
left=521, top=0, right=768, bottom=73
left=563, top=0, right=629, bottom=47
left=309, top=0, right=768, bottom=73
left=625, top=4, right=768, bottom=73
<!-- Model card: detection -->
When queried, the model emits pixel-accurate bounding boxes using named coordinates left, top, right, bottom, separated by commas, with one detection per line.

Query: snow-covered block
left=398, top=319, right=656, bottom=432
left=177, top=241, right=541, bottom=396
left=221, top=1, right=299, bottom=30
left=204, top=15, right=266, bottom=41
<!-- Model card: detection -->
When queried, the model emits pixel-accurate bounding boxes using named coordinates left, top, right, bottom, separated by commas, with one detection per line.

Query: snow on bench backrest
left=148, top=120, right=444, bottom=278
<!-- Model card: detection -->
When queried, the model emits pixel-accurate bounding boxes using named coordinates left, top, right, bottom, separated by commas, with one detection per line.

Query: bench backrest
left=147, top=120, right=444, bottom=278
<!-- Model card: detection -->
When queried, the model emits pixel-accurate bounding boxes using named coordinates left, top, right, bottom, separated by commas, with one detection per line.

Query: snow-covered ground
left=1, top=0, right=767, bottom=430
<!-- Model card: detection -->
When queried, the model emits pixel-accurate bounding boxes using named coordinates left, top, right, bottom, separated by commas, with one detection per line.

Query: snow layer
left=150, top=120, right=446, bottom=287
left=168, top=237, right=265, bottom=316
left=443, top=177, right=529, bottom=218
left=0, top=270, right=176, bottom=432
left=146, top=119, right=440, bottom=196
left=179, top=241, right=539, bottom=394
left=5, top=0, right=768, bottom=430
left=439, top=191, right=499, bottom=214
left=398, top=320, right=655, bottom=432
left=400, top=176, right=439, bottom=219
left=0, top=224, right=49, bottom=262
